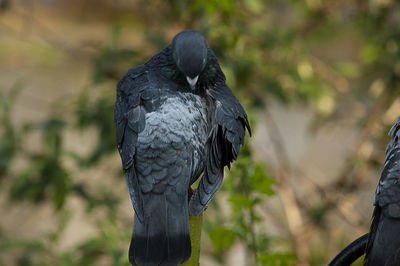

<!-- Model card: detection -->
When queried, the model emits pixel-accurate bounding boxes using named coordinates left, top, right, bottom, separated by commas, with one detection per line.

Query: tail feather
left=166, top=193, right=191, bottom=265
left=129, top=193, right=191, bottom=266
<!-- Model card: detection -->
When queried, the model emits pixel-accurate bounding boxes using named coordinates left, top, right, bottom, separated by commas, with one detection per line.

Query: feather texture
left=114, top=30, right=250, bottom=265
left=189, top=83, right=251, bottom=216
left=364, top=117, right=400, bottom=266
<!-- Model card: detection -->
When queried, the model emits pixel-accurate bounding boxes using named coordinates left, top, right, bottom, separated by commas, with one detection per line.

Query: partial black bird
left=114, top=30, right=250, bottom=266
left=364, top=117, right=400, bottom=266
left=328, top=118, right=400, bottom=266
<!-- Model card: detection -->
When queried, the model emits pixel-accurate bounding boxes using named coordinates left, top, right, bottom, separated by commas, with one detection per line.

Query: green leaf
left=0, top=240, right=46, bottom=253
left=249, top=163, right=275, bottom=196
left=256, top=251, right=297, bottom=266
left=52, top=165, right=70, bottom=210
left=333, top=62, right=361, bottom=78
left=360, top=43, right=382, bottom=64
left=209, top=226, right=236, bottom=252
left=309, top=202, right=335, bottom=224
left=228, top=194, right=253, bottom=212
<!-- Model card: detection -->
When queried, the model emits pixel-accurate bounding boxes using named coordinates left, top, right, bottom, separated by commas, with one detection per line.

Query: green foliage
left=69, top=219, right=131, bottom=266
left=309, top=202, right=336, bottom=225
left=206, top=142, right=297, bottom=265
left=0, top=211, right=131, bottom=266
left=92, top=25, right=139, bottom=84
left=256, top=252, right=298, bottom=266
left=0, top=83, right=21, bottom=177
left=209, top=226, right=236, bottom=252
left=9, top=118, right=70, bottom=210
left=73, top=89, right=116, bottom=167
left=71, top=183, right=120, bottom=213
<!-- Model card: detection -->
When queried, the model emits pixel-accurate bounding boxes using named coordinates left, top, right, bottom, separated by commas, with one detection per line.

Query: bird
left=114, top=30, right=251, bottom=266
left=328, top=118, right=400, bottom=266
left=363, top=117, right=400, bottom=266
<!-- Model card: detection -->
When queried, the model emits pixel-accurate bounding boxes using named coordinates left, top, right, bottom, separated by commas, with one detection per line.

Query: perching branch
left=182, top=212, right=203, bottom=266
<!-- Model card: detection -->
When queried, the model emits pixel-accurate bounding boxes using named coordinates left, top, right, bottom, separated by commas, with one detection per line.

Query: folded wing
left=114, top=65, right=148, bottom=223
left=189, top=83, right=251, bottom=216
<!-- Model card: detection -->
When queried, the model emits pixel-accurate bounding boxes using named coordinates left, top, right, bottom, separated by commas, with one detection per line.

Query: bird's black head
left=172, top=30, right=208, bottom=90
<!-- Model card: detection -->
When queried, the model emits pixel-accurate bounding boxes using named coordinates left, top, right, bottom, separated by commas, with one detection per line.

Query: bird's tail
left=129, top=193, right=191, bottom=266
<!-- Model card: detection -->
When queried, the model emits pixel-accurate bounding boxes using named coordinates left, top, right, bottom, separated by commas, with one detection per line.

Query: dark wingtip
left=242, top=116, right=251, bottom=137
left=130, top=234, right=191, bottom=266
left=189, top=192, right=204, bottom=216
left=246, top=122, right=252, bottom=137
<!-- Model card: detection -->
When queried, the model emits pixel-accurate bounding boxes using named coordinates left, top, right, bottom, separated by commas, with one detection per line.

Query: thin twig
left=263, top=106, right=309, bottom=265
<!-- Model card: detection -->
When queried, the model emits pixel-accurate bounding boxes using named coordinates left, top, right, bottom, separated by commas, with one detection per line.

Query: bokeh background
left=1, top=0, right=399, bottom=265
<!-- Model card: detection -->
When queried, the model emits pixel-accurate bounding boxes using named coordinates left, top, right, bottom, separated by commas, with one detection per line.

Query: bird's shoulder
left=117, top=64, right=149, bottom=97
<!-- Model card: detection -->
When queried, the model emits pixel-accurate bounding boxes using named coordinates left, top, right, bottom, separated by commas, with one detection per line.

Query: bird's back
left=115, top=30, right=250, bottom=266
left=119, top=54, right=213, bottom=266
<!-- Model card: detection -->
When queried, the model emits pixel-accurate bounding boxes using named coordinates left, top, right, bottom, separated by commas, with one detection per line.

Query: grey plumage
left=364, top=117, right=400, bottom=266
left=114, top=30, right=250, bottom=266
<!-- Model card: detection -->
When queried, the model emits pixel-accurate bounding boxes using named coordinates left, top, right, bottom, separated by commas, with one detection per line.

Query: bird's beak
left=186, top=76, right=198, bottom=90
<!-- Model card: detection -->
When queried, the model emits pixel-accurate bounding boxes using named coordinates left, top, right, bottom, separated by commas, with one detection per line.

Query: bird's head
left=172, top=30, right=208, bottom=91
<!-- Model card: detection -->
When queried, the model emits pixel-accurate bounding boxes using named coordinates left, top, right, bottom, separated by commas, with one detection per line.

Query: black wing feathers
left=210, top=83, right=251, bottom=166
left=189, top=83, right=251, bottom=216
left=114, top=65, right=148, bottom=223
left=364, top=117, right=400, bottom=266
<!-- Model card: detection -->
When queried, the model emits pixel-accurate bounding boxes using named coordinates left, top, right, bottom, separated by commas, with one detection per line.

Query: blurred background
left=0, top=0, right=399, bottom=265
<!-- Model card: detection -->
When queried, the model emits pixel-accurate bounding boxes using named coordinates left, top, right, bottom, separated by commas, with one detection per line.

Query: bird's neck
left=155, top=46, right=182, bottom=82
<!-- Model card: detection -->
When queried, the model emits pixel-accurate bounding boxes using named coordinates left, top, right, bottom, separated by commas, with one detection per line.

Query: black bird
left=328, top=118, right=400, bottom=266
left=114, top=30, right=250, bottom=266
left=364, top=117, right=400, bottom=266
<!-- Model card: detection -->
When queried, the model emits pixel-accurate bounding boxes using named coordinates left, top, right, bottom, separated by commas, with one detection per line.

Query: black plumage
left=114, top=30, right=250, bottom=266
left=364, top=117, right=400, bottom=266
